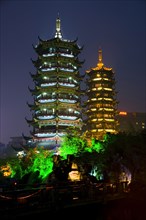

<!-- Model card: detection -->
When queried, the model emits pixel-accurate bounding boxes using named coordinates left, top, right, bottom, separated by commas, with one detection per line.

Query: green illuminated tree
left=59, top=127, right=88, bottom=159
left=22, top=147, right=54, bottom=183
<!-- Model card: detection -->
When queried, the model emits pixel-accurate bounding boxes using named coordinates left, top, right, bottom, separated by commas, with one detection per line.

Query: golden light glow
left=104, top=67, right=112, bottom=71
left=103, top=78, right=110, bottom=81
left=119, top=111, right=127, bottom=115
left=104, top=98, right=112, bottom=101
left=91, top=129, right=97, bottom=132
left=68, top=163, right=81, bottom=181
left=105, top=119, right=114, bottom=121
left=97, top=87, right=103, bottom=90
left=1, top=165, right=11, bottom=177
left=104, top=88, right=112, bottom=91
left=98, top=129, right=104, bottom=132
left=93, top=78, right=102, bottom=81
left=106, top=129, right=115, bottom=132
left=92, top=119, right=97, bottom=121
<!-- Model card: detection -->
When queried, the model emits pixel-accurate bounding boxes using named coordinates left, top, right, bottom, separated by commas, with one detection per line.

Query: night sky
left=0, top=0, right=146, bottom=145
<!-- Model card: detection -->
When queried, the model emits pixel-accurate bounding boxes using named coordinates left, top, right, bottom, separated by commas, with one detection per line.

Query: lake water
left=54, top=197, right=146, bottom=220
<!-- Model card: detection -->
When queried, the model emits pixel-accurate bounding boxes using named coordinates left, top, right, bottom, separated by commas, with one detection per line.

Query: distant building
left=7, top=136, right=26, bottom=151
left=116, top=111, right=146, bottom=133
left=0, top=142, right=6, bottom=158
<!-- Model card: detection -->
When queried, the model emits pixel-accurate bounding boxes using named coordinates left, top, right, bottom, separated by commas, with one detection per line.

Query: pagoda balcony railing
left=37, top=95, right=56, bottom=99
left=37, top=98, right=56, bottom=103
left=60, top=53, right=74, bottom=58
left=41, top=54, right=74, bottom=63
left=88, top=114, right=115, bottom=118
left=58, top=98, right=77, bottom=103
left=88, top=123, right=116, bottom=128
left=58, top=111, right=80, bottom=116
left=37, top=94, right=78, bottom=101
left=41, top=67, right=56, bottom=72
left=41, top=82, right=57, bottom=87
left=41, top=63, right=77, bottom=70
left=35, top=131, right=65, bottom=137
left=37, top=115, right=56, bottom=120
left=58, top=115, right=78, bottom=120
left=58, top=82, right=77, bottom=88
left=96, top=125, right=117, bottom=129
left=58, top=94, right=78, bottom=99
left=34, top=132, right=57, bottom=138
left=41, top=67, right=75, bottom=73
left=60, top=67, right=74, bottom=72
left=87, top=100, right=115, bottom=104
left=59, top=78, right=78, bottom=84
left=57, top=125, right=76, bottom=130
left=42, top=52, right=74, bottom=58
left=40, top=78, right=79, bottom=87
left=42, top=79, right=57, bottom=83
left=36, top=115, right=79, bottom=120
left=40, top=78, right=77, bottom=85
left=42, top=53, right=55, bottom=57
left=35, top=112, right=55, bottom=117
left=88, top=104, right=114, bottom=109
left=87, top=109, right=115, bottom=114
left=36, top=98, right=78, bottom=104
left=34, top=128, right=56, bottom=133
left=35, top=111, right=80, bottom=118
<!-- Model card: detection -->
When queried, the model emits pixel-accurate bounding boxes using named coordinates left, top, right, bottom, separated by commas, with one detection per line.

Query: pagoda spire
left=55, top=13, right=62, bottom=39
left=97, top=48, right=104, bottom=68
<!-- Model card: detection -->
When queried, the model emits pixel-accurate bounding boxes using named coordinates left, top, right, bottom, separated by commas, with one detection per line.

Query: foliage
left=89, top=138, right=105, bottom=152
left=0, top=130, right=146, bottom=185
left=59, top=127, right=88, bottom=159
left=26, top=147, right=54, bottom=181
left=0, top=147, right=54, bottom=183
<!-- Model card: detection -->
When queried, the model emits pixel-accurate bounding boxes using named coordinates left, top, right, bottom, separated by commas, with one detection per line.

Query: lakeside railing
left=0, top=180, right=129, bottom=216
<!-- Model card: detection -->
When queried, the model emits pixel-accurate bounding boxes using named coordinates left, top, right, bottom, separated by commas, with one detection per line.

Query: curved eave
left=25, top=117, right=36, bottom=126
left=76, top=59, right=85, bottom=67
left=25, top=118, right=31, bottom=124
left=31, top=58, right=42, bottom=68
left=27, top=101, right=35, bottom=108
left=93, top=66, right=112, bottom=71
left=87, top=66, right=113, bottom=73
left=29, top=72, right=36, bottom=79
left=28, top=86, right=37, bottom=94
left=11, top=145, right=25, bottom=152
left=35, top=37, right=82, bottom=54
left=22, top=133, right=31, bottom=141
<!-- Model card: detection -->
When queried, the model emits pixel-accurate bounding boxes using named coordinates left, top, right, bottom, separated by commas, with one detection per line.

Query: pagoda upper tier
left=25, top=16, right=84, bottom=150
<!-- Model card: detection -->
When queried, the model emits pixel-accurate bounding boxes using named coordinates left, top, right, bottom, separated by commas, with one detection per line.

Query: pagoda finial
left=55, top=14, right=62, bottom=39
left=97, top=48, right=104, bottom=68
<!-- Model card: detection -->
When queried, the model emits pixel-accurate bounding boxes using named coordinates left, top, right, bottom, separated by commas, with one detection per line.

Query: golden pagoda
left=84, top=49, right=118, bottom=140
